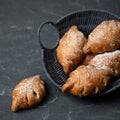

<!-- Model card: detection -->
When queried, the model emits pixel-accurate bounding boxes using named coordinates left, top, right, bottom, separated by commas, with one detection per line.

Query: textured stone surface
left=0, top=0, right=120, bottom=120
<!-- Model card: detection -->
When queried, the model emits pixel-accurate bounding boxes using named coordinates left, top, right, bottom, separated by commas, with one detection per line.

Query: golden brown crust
left=82, top=54, right=96, bottom=65
left=62, top=50, right=120, bottom=96
left=11, top=75, right=46, bottom=112
left=56, top=25, right=87, bottom=74
left=62, top=65, right=111, bottom=96
left=89, top=50, right=120, bottom=76
left=83, top=20, right=120, bottom=54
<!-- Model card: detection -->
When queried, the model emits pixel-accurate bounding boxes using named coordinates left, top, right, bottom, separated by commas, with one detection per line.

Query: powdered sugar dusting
left=14, top=76, right=39, bottom=94
left=96, top=65, right=109, bottom=70
left=90, top=50, right=120, bottom=70
left=110, top=43, right=115, bottom=47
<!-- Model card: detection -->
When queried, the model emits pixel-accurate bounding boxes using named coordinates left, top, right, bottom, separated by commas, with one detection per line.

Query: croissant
left=62, top=50, right=120, bottom=96
left=89, top=50, right=120, bottom=76
left=56, top=25, right=87, bottom=74
left=11, top=75, right=46, bottom=112
left=83, top=20, right=120, bottom=54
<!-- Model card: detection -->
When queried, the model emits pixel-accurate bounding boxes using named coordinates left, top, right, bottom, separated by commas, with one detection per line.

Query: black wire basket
left=38, top=9, right=120, bottom=96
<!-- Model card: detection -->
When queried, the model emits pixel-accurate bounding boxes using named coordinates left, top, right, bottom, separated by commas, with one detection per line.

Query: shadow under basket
left=38, top=9, right=120, bottom=97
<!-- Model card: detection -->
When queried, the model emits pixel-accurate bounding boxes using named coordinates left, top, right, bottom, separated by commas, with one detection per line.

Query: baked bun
left=56, top=25, right=86, bottom=74
left=83, top=20, right=120, bottom=54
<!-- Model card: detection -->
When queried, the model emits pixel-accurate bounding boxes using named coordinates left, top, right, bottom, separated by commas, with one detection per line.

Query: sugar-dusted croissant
left=11, top=75, right=46, bottom=112
left=62, top=50, right=120, bottom=96
left=83, top=20, right=120, bottom=54
left=56, top=25, right=87, bottom=74
left=89, top=50, right=120, bottom=76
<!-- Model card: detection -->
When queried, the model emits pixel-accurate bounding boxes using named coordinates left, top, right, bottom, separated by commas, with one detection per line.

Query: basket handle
left=38, top=21, right=59, bottom=50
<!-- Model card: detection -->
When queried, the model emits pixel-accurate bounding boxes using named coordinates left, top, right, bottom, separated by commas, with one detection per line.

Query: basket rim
left=55, top=9, right=120, bottom=25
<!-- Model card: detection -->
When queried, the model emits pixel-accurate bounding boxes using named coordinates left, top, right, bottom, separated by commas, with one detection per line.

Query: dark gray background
left=0, top=0, right=120, bottom=120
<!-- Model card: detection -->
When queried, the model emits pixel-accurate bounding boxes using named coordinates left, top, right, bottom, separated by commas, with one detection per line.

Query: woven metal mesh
left=41, top=10, right=120, bottom=96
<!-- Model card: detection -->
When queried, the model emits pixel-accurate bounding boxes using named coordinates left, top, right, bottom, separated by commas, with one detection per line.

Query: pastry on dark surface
left=11, top=75, right=46, bottom=112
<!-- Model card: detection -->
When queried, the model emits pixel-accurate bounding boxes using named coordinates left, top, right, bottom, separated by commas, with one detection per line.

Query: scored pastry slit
left=25, top=93, right=29, bottom=103
left=80, top=87, right=85, bottom=95
left=33, top=90, right=37, bottom=98
left=93, top=87, right=99, bottom=94
left=102, top=78, right=108, bottom=86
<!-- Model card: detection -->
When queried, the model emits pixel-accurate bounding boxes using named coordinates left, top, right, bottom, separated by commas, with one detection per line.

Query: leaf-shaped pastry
left=11, top=75, right=46, bottom=112
left=62, top=65, right=111, bottom=96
